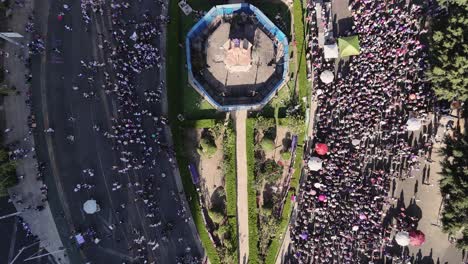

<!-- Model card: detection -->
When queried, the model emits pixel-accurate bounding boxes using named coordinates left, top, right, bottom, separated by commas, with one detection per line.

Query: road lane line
left=40, top=26, right=75, bottom=230
left=7, top=217, right=18, bottom=263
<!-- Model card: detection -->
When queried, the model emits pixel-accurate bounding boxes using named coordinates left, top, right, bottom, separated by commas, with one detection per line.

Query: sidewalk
left=392, top=115, right=465, bottom=263
left=1, top=0, right=68, bottom=263
left=160, top=0, right=205, bottom=259
left=234, top=110, right=249, bottom=264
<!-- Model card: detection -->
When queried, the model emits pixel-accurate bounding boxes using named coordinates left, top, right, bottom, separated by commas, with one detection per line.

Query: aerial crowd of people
left=73, top=0, right=197, bottom=263
left=10, top=0, right=199, bottom=263
left=292, top=0, right=435, bottom=263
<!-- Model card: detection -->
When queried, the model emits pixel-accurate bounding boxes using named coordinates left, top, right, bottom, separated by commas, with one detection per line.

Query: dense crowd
left=292, top=0, right=435, bottom=263
left=73, top=0, right=197, bottom=263
left=12, top=0, right=199, bottom=263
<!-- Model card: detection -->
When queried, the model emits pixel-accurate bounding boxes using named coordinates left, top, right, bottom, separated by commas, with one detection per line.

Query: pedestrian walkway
left=1, top=1, right=68, bottom=263
left=234, top=110, right=248, bottom=264
left=393, top=115, right=465, bottom=263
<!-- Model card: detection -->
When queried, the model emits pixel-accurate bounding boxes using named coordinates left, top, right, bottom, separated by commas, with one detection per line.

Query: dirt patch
left=184, top=128, right=224, bottom=208
left=256, top=126, right=293, bottom=206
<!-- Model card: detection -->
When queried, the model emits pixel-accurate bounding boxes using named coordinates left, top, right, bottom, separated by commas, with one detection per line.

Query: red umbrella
left=315, top=143, right=328, bottom=155
left=57, top=15, right=63, bottom=21
left=409, top=230, right=425, bottom=246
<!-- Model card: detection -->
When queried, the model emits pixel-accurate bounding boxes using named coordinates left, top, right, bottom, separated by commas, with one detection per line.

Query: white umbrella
left=395, top=231, right=410, bottom=246
left=307, top=157, right=323, bottom=171
left=83, top=199, right=99, bottom=214
left=130, top=32, right=138, bottom=41
left=406, top=118, right=422, bottom=131
left=351, top=139, right=360, bottom=146
left=320, top=70, right=334, bottom=84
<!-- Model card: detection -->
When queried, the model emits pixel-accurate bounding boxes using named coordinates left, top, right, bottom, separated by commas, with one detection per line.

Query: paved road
left=234, top=110, right=249, bottom=264
left=1, top=0, right=68, bottom=262
left=31, top=0, right=203, bottom=263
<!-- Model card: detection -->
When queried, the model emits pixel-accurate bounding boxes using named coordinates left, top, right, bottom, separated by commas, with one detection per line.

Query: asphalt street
left=31, top=0, right=203, bottom=263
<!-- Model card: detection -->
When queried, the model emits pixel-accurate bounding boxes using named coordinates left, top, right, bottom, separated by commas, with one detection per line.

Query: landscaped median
left=223, top=124, right=239, bottom=263
left=167, top=0, right=306, bottom=263
left=265, top=131, right=304, bottom=263
left=246, top=114, right=306, bottom=264
left=246, top=119, right=260, bottom=264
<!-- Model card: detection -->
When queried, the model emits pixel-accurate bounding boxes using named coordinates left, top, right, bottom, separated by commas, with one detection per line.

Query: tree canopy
left=0, top=148, right=17, bottom=196
left=439, top=129, right=468, bottom=249
left=428, top=1, right=468, bottom=101
left=430, top=0, right=468, bottom=249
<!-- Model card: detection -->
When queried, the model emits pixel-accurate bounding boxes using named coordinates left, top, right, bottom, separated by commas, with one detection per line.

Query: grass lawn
left=264, top=131, right=304, bottom=263
left=293, top=0, right=310, bottom=108
left=223, top=125, right=239, bottom=263
left=248, top=0, right=292, bottom=38
left=168, top=0, right=219, bottom=120
left=167, top=1, right=305, bottom=263
left=246, top=119, right=260, bottom=264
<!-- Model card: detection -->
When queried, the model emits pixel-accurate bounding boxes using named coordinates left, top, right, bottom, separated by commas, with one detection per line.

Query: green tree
left=257, top=159, right=283, bottom=184
left=428, top=1, right=468, bottom=101
left=439, top=125, right=468, bottom=249
left=208, top=210, right=225, bottom=224
left=0, top=85, right=15, bottom=96
left=280, top=114, right=305, bottom=135
left=199, top=129, right=217, bottom=157
left=254, top=116, right=275, bottom=133
left=0, top=148, right=17, bottom=196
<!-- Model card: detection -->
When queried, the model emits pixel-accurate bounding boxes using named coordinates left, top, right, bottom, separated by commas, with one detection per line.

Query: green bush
left=255, top=116, right=275, bottom=133
left=199, top=136, right=217, bottom=157
left=246, top=119, right=260, bottom=264
left=259, top=159, right=282, bottom=184
left=260, top=137, right=275, bottom=152
left=293, top=0, right=310, bottom=108
left=0, top=148, right=17, bottom=197
left=281, top=150, right=291, bottom=161
left=223, top=124, right=238, bottom=262
left=264, top=132, right=304, bottom=263
left=278, top=115, right=305, bottom=135
left=208, top=210, right=225, bottom=224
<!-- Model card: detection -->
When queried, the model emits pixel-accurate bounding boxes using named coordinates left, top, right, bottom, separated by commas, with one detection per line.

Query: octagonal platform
left=186, top=4, right=289, bottom=112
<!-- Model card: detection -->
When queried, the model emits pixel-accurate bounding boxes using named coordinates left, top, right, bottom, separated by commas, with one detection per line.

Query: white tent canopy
left=320, top=70, right=334, bottom=84
left=307, top=157, right=323, bottom=171
left=83, top=199, right=100, bottom=214
left=407, top=118, right=422, bottom=131
left=395, top=231, right=410, bottom=246
left=324, top=43, right=339, bottom=59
